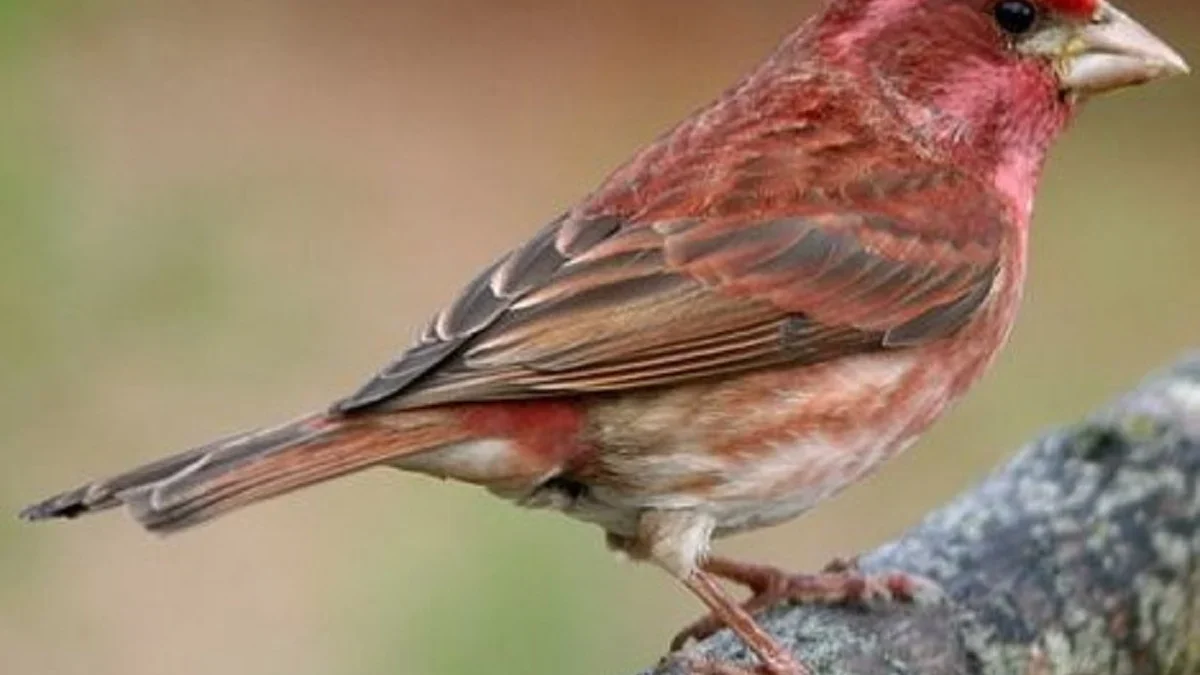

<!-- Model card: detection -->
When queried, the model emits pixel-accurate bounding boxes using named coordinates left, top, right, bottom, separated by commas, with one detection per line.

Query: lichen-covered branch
left=647, top=354, right=1200, bottom=675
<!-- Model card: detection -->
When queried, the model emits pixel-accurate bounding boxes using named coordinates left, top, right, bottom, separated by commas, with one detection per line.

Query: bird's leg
left=674, top=569, right=811, bottom=675
left=669, top=558, right=792, bottom=652
left=672, top=556, right=941, bottom=649
left=611, top=513, right=812, bottom=675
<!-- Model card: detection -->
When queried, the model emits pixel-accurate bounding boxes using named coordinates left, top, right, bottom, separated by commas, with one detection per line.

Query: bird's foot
left=670, top=556, right=942, bottom=649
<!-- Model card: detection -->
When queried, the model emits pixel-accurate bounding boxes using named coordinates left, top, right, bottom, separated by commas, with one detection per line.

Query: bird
left=21, top=1, right=1187, bottom=673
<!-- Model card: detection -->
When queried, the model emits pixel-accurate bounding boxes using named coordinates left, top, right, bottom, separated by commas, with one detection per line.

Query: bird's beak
left=1059, top=2, right=1189, bottom=96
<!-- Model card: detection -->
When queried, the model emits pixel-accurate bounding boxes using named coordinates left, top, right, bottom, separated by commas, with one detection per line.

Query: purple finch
left=22, top=0, right=1187, bottom=673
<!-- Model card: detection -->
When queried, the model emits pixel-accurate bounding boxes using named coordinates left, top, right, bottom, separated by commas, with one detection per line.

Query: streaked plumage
left=22, top=0, right=1186, bottom=673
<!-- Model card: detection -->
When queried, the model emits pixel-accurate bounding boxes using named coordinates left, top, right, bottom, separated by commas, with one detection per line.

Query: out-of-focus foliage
left=2, top=2, right=1197, bottom=674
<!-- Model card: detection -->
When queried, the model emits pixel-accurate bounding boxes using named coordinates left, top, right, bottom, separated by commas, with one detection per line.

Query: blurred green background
left=1, top=1, right=1197, bottom=674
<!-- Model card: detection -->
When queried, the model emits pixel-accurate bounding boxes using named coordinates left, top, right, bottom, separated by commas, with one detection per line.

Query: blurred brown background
left=1, top=1, right=1197, bottom=674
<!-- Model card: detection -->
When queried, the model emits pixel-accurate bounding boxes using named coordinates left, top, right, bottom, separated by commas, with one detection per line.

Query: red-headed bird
left=22, top=0, right=1187, bottom=673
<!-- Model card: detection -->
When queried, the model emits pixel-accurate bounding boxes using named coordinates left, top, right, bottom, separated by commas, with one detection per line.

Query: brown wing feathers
left=334, top=180, right=1001, bottom=413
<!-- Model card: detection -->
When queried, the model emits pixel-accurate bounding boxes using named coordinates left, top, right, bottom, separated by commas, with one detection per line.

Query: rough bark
left=647, top=354, right=1200, bottom=675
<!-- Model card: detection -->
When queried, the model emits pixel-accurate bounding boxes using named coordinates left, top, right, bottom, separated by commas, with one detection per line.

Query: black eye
left=993, top=0, right=1038, bottom=35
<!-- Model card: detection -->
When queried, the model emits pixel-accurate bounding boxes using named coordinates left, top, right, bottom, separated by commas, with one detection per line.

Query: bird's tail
left=20, top=410, right=474, bottom=533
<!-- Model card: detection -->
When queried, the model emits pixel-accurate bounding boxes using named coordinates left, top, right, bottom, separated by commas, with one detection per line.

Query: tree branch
left=646, top=354, right=1200, bottom=675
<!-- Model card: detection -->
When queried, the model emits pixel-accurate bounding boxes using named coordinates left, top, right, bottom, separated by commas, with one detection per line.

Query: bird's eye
left=993, top=0, right=1038, bottom=35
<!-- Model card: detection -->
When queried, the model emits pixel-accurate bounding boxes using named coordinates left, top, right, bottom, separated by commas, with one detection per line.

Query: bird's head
left=804, top=0, right=1188, bottom=210
left=815, top=0, right=1188, bottom=101
left=989, top=0, right=1187, bottom=99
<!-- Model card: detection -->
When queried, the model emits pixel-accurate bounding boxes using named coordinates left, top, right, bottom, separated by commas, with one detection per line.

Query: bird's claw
left=671, top=615, right=728, bottom=651
left=671, top=559, right=944, bottom=649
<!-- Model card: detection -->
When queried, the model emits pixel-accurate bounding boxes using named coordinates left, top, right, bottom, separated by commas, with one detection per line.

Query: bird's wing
left=333, top=167, right=1009, bottom=412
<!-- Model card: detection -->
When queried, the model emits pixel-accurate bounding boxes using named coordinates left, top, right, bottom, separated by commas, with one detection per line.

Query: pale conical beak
left=1059, top=2, right=1189, bottom=96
